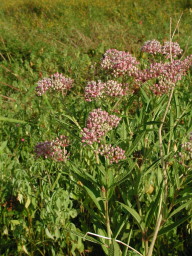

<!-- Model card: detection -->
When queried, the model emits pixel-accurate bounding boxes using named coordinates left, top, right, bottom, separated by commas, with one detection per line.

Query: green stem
left=104, top=168, right=112, bottom=245
left=147, top=195, right=163, bottom=256
left=105, top=194, right=111, bottom=241
left=51, top=172, right=61, bottom=191
left=158, top=87, right=174, bottom=200
left=147, top=86, right=174, bottom=256
left=145, top=240, right=149, bottom=256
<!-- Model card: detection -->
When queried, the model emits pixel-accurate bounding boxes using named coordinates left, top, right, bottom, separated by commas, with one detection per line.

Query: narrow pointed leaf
left=109, top=239, right=121, bottom=256
left=168, top=201, right=192, bottom=219
left=119, top=202, right=144, bottom=230
left=145, top=182, right=163, bottom=227
left=84, top=185, right=103, bottom=211
left=0, top=116, right=26, bottom=124
left=64, top=229, right=104, bottom=245
left=127, top=131, right=146, bottom=157
left=158, top=215, right=192, bottom=236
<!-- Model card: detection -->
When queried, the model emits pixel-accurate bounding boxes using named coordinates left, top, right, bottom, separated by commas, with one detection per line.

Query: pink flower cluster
left=101, top=49, right=139, bottom=77
left=81, top=109, right=121, bottom=144
left=150, top=80, right=174, bottom=96
left=98, top=144, right=126, bottom=164
left=141, top=40, right=183, bottom=58
left=36, top=73, right=73, bottom=96
left=84, top=80, right=128, bottom=101
left=141, top=40, right=162, bottom=54
left=133, top=55, right=192, bottom=85
left=84, top=80, right=105, bottom=101
left=161, top=41, right=183, bottom=59
left=35, top=135, right=70, bottom=162
left=181, top=132, right=192, bottom=160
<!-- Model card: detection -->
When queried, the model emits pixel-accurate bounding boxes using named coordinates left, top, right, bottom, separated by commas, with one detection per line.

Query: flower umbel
left=84, top=80, right=128, bottom=101
left=36, top=73, right=73, bottom=96
left=161, top=41, right=183, bottom=59
left=98, top=144, right=126, bottom=164
left=141, top=40, right=183, bottom=58
left=141, top=40, right=162, bottom=55
left=81, top=109, right=121, bottom=144
left=35, top=135, right=70, bottom=162
left=181, top=132, right=192, bottom=161
left=132, top=54, right=192, bottom=95
left=101, top=49, right=139, bottom=77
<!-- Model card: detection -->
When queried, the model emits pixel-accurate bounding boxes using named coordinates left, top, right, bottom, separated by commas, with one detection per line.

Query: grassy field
left=0, top=0, right=192, bottom=255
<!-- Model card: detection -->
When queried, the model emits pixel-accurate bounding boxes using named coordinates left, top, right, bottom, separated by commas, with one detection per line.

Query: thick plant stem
left=147, top=87, right=174, bottom=256
left=104, top=168, right=112, bottom=245
left=147, top=214, right=163, bottom=256
left=105, top=195, right=112, bottom=242
left=159, top=87, right=174, bottom=199
left=147, top=195, right=163, bottom=256
left=145, top=239, right=149, bottom=256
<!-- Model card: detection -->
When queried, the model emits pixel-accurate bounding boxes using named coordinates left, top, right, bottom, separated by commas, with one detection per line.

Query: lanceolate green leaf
left=110, top=168, right=133, bottom=189
left=142, top=158, right=161, bottom=177
left=109, top=159, right=135, bottom=188
left=145, top=182, right=163, bottom=227
left=108, top=239, right=121, bottom=256
left=140, top=87, right=150, bottom=104
left=64, top=229, right=104, bottom=245
left=45, top=228, right=54, bottom=240
left=62, top=114, right=82, bottom=130
left=84, top=185, right=103, bottom=212
left=127, top=131, right=146, bottom=157
left=158, top=215, right=192, bottom=237
left=168, top=201, right=192, bottom=219
left=118, top=202, right=144, bottom=231
left=70, top=163, right=98, bottom=185
left=0, top=116, right=26, bottom=124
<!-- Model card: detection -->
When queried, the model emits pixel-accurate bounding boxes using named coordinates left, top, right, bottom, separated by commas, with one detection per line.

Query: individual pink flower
left=36, top=77, right=52, bottom=96
left=104, top=80, right=128, bottom=96
left=141, top=40, right=183, bottom=58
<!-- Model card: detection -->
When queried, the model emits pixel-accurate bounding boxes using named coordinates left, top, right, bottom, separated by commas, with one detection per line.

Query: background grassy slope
left=1, top=0, right=192, bottom=55
left=0, top=0, right=192, bottom=106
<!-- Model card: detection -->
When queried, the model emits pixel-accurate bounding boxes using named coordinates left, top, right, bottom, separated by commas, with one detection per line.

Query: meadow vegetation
left=0, top=0, right=192, bottom=255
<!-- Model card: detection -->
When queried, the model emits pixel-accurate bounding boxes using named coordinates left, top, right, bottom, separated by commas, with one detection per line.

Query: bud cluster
left=141, top=40, right=162, bottom=55
left=36, top=73, right=73, bottom=96
left=141, top=40, right=183, bottom=58
left=98, top=144, right=126, bottom=164
left=101, top=49, right=139, bottom=77
left=35, top=135, right=70, bottom=162
left=181, top=132, right=192, bottom=161
left=150, top=80, right=174, bottom=96
left=134, top=57, right=192, bottom=84
left=81, top=109, right=121, bottom=144
left=161, top=41, right=183, bottom=59
left=84, top=80, right=128, bottom=101
left=132, top=55, right=192, bottom=95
